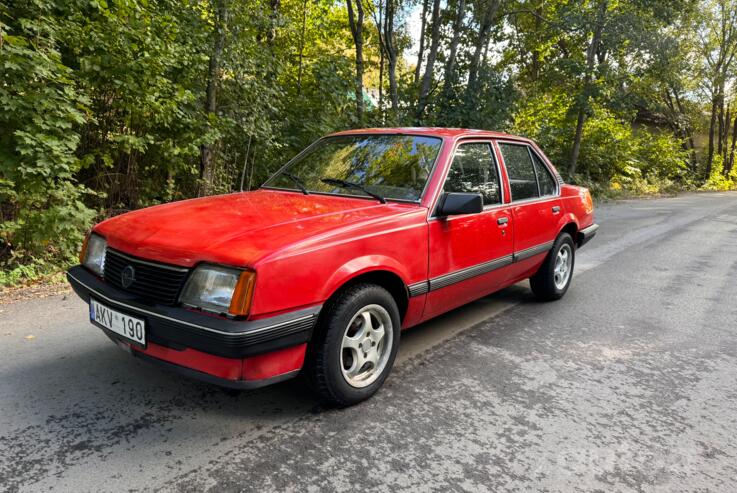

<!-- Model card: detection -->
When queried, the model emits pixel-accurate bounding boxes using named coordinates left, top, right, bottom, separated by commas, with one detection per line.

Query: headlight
left=180, top=265, right=255, bottom=316
left=81, top=233, right=107, bottom=276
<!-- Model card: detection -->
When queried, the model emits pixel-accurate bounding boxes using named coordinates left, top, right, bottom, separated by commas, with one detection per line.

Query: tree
left=568, top=0, right=608, bottom=179
left=200, top=0, right=229, bottom=196
left=346, top=0, right=366, bottom=124
left=466, top=0, right=501, bottom=100
left=441, top=0, right=467, bottom=102
left=383, top=0, right=400, bottom=114
left=4, top=0, right=737, bottom=286
left=697, top=0, right=737, bottom=177
left=415, top=0, right=442, bottom=123
left=414, top=0, right=430, bottom=85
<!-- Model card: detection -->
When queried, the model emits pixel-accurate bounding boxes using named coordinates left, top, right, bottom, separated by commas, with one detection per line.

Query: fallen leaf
left=24, top=335, right=36, bottom=340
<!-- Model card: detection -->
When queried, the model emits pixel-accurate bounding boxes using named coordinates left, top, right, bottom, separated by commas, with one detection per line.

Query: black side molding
left=513, top=241, right=554, bottom=263
left=407, top=238, right=559, bottom=297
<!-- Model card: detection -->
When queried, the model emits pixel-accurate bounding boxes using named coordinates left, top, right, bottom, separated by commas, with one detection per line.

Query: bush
left=1, top=6, right=95, bottom=286
left=513, top=94, right=692, bottom=198
left=701, top=156, right=737, bottom=191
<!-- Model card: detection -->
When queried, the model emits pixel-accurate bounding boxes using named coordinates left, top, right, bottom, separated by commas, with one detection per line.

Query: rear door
left=423, top=140, right=514, bottom=320
left=496, top=141, right=562, bottom=273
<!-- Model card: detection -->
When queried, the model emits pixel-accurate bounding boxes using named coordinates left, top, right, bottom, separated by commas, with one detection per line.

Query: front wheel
left=305, top=284, right=401, bottom=407
left=530, top=232, right=575, bottom=301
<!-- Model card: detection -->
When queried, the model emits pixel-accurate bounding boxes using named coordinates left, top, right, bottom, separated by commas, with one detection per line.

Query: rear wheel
left=306, top=284, right=400, bottom=407
left=530, top=232, right=575, bottom=301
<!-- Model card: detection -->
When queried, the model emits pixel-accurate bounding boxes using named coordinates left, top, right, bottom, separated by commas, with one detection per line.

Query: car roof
left=328, top=127, right=531, bottom=142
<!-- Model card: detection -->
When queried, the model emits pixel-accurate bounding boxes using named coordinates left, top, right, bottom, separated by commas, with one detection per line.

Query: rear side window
left=499, top=143, right=538, bottom=201
left=444, top=142, right=501, bottom=205
left=531, top=152, right=557, bottom=196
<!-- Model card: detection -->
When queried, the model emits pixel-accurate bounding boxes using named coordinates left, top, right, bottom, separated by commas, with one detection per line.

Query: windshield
left=263, top=134, right=443, bottom=202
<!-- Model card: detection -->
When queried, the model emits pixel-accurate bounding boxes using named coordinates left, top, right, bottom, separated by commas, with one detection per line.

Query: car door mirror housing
left=437, top=192, right=483, bottom=217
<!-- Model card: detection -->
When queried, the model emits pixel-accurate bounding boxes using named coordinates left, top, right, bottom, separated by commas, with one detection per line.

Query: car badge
left=121, top=265, right=136, bottom=288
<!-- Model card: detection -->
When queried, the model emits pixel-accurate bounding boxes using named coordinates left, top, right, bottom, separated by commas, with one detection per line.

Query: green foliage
left=702, top=156, right=737, bottom=191
left=513, top=92, right=691, bottom=197
left=0, top=0, right=732, bottom=287
left=0, top=0, right=96, bottom=283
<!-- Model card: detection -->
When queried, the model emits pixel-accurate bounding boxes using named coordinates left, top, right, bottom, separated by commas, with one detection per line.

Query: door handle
left=552, top=206, right=561, bottom=214
left=497, top=216, right=509, bottom=225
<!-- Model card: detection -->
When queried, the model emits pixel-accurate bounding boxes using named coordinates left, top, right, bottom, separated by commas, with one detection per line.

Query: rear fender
left=556, top=213, right=579, bottom=237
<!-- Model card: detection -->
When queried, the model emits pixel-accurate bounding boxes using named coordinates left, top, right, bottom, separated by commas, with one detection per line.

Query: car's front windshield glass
left=263, top=134, right=443, bottom=202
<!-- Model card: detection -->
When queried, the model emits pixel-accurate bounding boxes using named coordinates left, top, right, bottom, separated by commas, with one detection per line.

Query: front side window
left=532, top=152, right=557, bottom=196
left=443, top=142, right=501, bottom=205
left=263, top=134, right=443, bottom=202
left=499, top=143, right=539, bottom=201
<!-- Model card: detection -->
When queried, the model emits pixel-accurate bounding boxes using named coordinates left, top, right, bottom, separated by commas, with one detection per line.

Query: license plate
left=90, top=298, right=146, bottom=346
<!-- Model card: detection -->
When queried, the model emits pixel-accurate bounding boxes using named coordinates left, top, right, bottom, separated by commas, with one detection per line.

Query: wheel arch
left=558, top=217, right=580, bottom=246
left=320, top=260, right=410, bottom=323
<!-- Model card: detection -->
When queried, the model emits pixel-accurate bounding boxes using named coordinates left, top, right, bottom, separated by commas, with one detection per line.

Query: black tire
left=305, top=283, right=401, bottom=407
left=530, top=232, right=575, bottom=301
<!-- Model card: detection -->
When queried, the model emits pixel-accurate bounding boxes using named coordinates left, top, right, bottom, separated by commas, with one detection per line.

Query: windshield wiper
left=320, top=178, right=386, bottom=204
left=281, top=171, right=309, bottom=195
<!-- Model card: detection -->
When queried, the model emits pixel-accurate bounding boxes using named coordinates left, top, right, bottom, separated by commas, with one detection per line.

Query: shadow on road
left=0, top=282, right=540, bottom=493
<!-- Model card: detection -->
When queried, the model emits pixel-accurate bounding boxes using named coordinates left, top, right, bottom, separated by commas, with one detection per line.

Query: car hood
left=95, top=189, right=421, bottom=267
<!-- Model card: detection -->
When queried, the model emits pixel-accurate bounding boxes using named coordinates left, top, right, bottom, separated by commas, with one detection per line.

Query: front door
left=423, top=141, right=515, bottom=320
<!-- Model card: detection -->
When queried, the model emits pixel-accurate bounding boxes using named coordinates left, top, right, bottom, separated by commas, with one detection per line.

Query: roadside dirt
left=0, top=277, right=70, bottom=305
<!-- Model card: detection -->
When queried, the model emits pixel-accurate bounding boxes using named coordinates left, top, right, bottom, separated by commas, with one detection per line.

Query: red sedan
left=68, top=128, right=598, bottom=406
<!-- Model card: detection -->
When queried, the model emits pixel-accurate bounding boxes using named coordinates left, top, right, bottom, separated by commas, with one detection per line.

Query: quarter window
left=532, top=152, right=557, bottom=196
left=444, top=143, right=501, bottom=205
left=499, top=143, right=539, bottom=201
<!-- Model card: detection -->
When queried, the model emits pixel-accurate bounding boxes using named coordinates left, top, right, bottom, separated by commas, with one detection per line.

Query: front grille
left=104, top=249, right=189, bottom=305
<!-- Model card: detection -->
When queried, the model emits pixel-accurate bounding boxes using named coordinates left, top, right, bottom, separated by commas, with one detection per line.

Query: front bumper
left=67, top=265, right=321, bottom=359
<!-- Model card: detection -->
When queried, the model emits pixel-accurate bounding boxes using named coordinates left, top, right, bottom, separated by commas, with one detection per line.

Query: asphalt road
left=2, top=192, right=737, bottom=492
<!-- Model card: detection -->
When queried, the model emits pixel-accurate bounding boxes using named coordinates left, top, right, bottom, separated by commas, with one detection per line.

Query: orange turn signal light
left=229, top=270, right=256, bottom=316
left=79, top=234, right=90, bottom=264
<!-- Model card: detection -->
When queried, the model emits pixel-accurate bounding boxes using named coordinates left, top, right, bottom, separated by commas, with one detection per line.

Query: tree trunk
left=673, top=90, right=696, bottom=153
left=373, top=0, right=397, bottom=119
left=441, top=0, right=466, bottom=101
left=530, top=4, right=542, bottom=81
left=664, top=87, right=698, bottom=170
left=568, top=110, right=587, bottom=180
left=199, top=0, right=228, bottom=197
left=414, top=0, right=429, bottom=86
left=727, top=113, right=737, bottom=175
left=383, top=0, right=399, bottom=114
left=346, top=0, right=365, bottom=124
left=296, top=0, right=308, bottom=94
left=723, top=104, right=731, bottom=164
left=376, top=0, right=384, bottom=118
left=466, top=0, right=501, bottom=95
left=717, top=94, right=725, bottom=158
left=415, top=0, right=442, bottom=123
left=267, top=0, right=280, bottom=43
left=568, top=0, right=607, bottom=179
left=706, top=93, right=719, bottom=178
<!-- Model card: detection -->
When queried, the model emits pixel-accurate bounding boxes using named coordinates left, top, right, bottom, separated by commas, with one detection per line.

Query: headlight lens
left=180, top=265, right=255, bottom=316
left=82, top=233, right=107, bottom=276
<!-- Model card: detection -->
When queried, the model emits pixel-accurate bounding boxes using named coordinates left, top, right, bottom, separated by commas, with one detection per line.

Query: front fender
left=319, top=255, right=411, bottom=301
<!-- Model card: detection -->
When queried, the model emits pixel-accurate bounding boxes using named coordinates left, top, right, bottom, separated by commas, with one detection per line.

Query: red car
left=68, top=128, right=597, bottom=406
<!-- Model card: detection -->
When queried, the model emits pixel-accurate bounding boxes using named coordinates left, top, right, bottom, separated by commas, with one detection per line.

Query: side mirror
left=436, top=192, right=483, bottom=217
